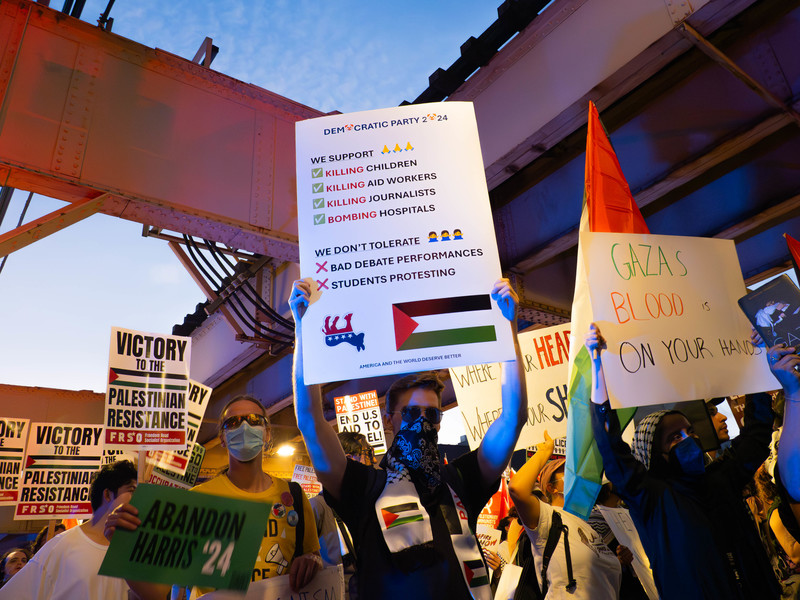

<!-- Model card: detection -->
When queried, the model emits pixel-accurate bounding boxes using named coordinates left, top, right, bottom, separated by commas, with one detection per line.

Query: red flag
left=785, top=234, right=800, bottom=282
left=585, top=102, right=648, bottom=234
left=477, top=470, right=514, bottom=528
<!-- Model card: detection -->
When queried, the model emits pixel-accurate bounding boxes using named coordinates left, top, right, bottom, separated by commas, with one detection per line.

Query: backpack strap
left=554, top=512, right=577, bottom=594
left=334, top=511, right=357, bottom=566
left=288, top=481, right=306, bottom=560
left=537, top=511, right=563, bottom=598
left=538, top=511, right=577, bottom=598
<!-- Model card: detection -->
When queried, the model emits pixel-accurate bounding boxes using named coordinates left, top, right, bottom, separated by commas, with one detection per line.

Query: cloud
left=148, top=262, right=191, bottom=285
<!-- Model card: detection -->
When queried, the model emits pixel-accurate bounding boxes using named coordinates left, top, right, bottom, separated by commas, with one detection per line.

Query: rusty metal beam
left=0, top=0, right=323, bottom=261
left=167, top=241, right=246, bottom=337
left=0, top=193, right=106, bottom=257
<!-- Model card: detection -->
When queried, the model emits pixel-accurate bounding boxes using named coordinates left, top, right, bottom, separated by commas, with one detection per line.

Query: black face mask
left=386, top=415, right=441, bottom=493
left=668, top=436, right=706, bottom=476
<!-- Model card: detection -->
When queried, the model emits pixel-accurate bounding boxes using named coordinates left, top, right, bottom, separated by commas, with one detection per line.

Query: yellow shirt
left=192, top=474, right=319, bottom=583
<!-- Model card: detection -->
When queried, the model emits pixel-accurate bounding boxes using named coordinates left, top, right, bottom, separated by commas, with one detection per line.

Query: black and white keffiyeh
left=631, top=410, right=669, bottom=470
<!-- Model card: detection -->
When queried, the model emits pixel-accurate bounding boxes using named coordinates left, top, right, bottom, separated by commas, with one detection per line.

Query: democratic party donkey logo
left=322, top=314, right=366, bottom=351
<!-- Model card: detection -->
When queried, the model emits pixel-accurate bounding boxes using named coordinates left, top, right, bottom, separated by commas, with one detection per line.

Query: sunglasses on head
left=399, top=405, right=443, bottom=424
left=222, top=413, right=267, bottom=430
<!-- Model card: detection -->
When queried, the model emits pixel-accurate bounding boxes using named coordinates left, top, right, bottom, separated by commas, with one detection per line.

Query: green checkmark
left=311, top=168, right=323, bottom=178
left=313, top=198, right=325, bottom=209
left=312, top=183, right=324, bottom=194
left=314, top=213, right=326, bottom=225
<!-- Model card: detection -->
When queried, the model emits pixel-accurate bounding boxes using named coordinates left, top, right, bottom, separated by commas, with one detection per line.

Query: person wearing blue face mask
left=290, top=277, right=528, bottom=600
left=191, top=396, right=322, bottom=592
left=585, top=324, right=779, bottom=600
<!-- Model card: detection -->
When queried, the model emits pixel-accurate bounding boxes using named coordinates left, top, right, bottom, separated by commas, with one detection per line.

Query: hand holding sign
left=100, top=484, right=268, bottom=591
left=491, top=278, right=518, bottom=322
left=767, top=344, right=800, bottom=397
left=585, top=323, right=606, bottom=362
left=289, top=553, right=323, bottom=592
left=103, top=502, right=141, bottom=541
left=290, top=278, right=321, bottom=324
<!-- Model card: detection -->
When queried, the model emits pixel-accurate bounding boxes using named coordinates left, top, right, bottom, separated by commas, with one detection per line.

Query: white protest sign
left=581, top=233, right=775, bottom=407
left=333, top=390, right=387, bottom=455
left=105, top=327, right=191, bottom=449
left=296, top=102, right=513, bottom=385
left=201, top=565, right=344, bottom=600
left=451, top=323, right=572, bottom=451
left=495, top=564, right=523, bottom=600
left=0, top=418, right=29, bottom=505
left=291, top=464, right=322, bottom=497
left=476, top=524, right=501, bottom=555
left=101, top=448, right=138, bottom=467
left=146, top=380, right=213, bottom=476
left=15, top=422, right=103, bottom=520
left=596, top=505, right=659, bottom=600
left=146, top=442, right=205, bottom=490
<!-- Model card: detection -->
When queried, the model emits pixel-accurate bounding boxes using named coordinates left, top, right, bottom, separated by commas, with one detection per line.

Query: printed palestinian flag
left=393, top=294, right=496, bottom=351
left=463, top=558, right=490, bottom=588
left=380, top=502, right=424, bottom=529
left=108, top=367, right=188, bottom=390
left=563, top=102, right=642, bottom=520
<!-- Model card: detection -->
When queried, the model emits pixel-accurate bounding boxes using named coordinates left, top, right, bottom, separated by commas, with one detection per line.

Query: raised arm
left=586, top=324, right=653, bottom=508
left=769, top=343, right=800, bottom=503
left=477, top=278, right=528, bottom=487
left=508, top=432, right=554, bottom=529
left=290, top=280, right=348, bottom=500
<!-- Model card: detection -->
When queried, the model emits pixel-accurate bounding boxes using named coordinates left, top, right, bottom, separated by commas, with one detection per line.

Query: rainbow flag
left=563, top=102, right=646, bottom=520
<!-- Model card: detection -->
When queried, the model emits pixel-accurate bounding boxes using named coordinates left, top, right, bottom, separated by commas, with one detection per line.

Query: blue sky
left=0, top=1, right=503, bottom=394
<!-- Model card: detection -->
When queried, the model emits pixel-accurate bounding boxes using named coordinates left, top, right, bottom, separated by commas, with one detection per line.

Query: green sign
left=99, top=483, right=268, bottom=591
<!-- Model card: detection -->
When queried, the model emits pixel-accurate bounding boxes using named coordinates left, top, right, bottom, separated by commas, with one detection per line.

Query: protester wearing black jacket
left=586, top=324, right=780, bottom=600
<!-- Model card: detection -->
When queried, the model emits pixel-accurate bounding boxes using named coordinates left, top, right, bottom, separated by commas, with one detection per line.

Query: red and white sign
left=145, top=378, right=212, bottom=477
left=292, top=464, right=322, bottom=497
left=15, top=423, right=103, bottom=520
left=0, top=418, right=29, bottom=505
left=452, top=323, right=572, bottom=451
left=104, top=327, right=191, bottom=450
left=334, top=390, right=387, bottom=456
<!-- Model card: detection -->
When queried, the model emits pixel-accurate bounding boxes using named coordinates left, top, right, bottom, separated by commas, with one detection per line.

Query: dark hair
left=596, top=482, right=614, bottom=505
left=1, top=547, right=30, bottom=580
left=338, top=431, right=368, bottom=456
left=89, top=460, right=137, bottom=511
left=218, top=394, right=269, bottom=434
left=31, top=524, right=65, bottom=554
left=497, top=516, right=513, bottom=541
left=385, top=372, right=444, bottom=416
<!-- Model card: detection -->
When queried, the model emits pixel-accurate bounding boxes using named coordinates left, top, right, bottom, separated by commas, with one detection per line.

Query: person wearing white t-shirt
left=509, top=432, right=621, bottom=599
left=0, top=460, right=137, bottom=600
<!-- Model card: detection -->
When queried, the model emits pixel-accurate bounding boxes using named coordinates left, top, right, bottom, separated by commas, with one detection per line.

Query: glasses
left=397, top=406, right=443, bottom=424
left=222, top=413, right=267, bottom=430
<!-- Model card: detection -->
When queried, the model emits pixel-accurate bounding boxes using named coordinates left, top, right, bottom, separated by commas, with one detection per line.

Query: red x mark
left=316, top=279, right=329, bottom=291
left=316, top=261, right=328, bottom=273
